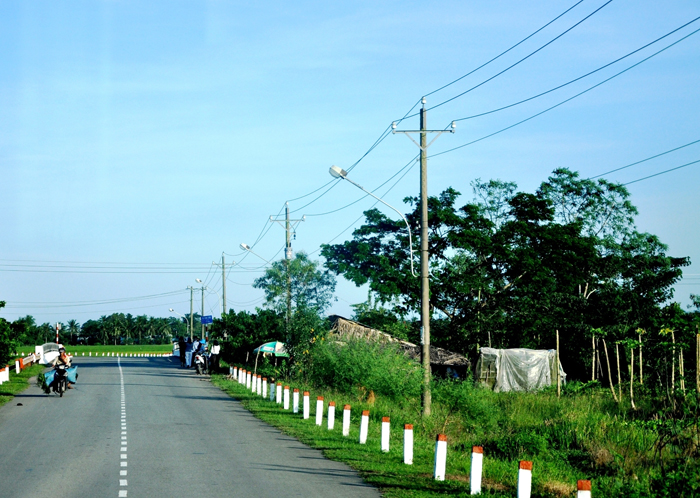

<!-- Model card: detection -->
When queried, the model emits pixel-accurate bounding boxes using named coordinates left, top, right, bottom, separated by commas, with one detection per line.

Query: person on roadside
left=210, top=340, right=220, bottom=371
left=185, top=337, right=193, bottom=368
left=178, top=336, right=186, bottom=368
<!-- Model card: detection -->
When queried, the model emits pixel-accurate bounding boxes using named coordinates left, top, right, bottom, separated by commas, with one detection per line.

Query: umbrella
left=253, top=341, right=289, bottom=357
left=252, top=341, right=288, bottom=377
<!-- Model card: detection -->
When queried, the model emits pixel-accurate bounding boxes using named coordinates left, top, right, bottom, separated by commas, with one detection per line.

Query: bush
left=305, top=338, right=422, bottom=401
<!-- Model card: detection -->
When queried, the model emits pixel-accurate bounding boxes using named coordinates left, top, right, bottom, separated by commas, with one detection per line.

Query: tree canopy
left=321, top=168, right=688, bottom=379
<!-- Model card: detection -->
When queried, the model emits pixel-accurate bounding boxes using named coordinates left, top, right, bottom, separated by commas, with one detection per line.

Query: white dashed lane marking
left=118, top=358, right=128, bottom=497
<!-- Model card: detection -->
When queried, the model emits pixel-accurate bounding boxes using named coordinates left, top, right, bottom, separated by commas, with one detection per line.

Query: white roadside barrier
left=381, top=417, right=390, bottom=453
left=315, top=397, right=324, bottom=426
left=303, top=392, right=310, bottom=419
left=517, top=461, right=533, bottom=498
left=262, top=378, right=268, bottom=398
left=283, top=386, right=290, bottom=410
left=359, top=410, right=369, bottom=444
left=327, top=401, right=336, bottom=430
left=577, top=480, right=592, bottom=498
left=276, top=383, right=282, bottom=404
left=434, top=434, right=447, bottom=481
left=470, top=446, right=483, bottom=494
left=404, top=424, right=413, bottom=465
left=256, top=375, right=262, bottom=396
left=293, top=388, right=300, bottom=413
left=342, top=405, right=351, bottom=436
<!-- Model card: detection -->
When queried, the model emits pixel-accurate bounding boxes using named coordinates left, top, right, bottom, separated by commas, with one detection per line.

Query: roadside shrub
left=305, top=338, right=421, bottom=401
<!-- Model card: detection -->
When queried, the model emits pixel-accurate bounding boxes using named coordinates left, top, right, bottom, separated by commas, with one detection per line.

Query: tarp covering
left=477, top=347, right=566, bottom=392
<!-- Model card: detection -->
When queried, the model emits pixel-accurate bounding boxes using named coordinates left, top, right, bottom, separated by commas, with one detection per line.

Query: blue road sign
left=201, top=315, right=213, bottom=325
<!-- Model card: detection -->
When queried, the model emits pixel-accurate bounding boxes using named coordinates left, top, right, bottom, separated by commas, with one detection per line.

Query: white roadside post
left=283, top=386, right=290, bottom=410
left=232, top=366, right=237, bottom=379
left=246, top=372, right=252, bottom=389
left=256, top=375, right=262, bottom=395
left=359, top=410, right=369, bottom=444
left=276, top=383, right=282, bottom=404
left=262, top=378, right=268, bottom=399
left=517, top=461, right=533, bottom=498
left=303, top=392, right=310, bottom=419
left=404, top=424, right=414, bottom=465
left=381, top=417, right=390, bottom=452
left=251, top=374, right=257, bottom=392
left=15, top=360, right=20, bottom=374
left=327, top=401, right=336, bottom=430
left=434, top=434, right=447, bottom=481
left=577, top=480, right=592, bottom=498
left=293, top=388, right=300, bottom=413
left=315, top=397, right=324, bottom=426
left=269, top=382, right=275, bottom=401
left=470, top=446, right=483, bottom=495
left=342, top=405, right=351, bottom=436
left=238, top=368, right=243, bottom=384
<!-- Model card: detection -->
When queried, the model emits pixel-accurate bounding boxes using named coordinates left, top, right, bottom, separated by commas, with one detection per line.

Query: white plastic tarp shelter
left=36, top=343, right=61, bottom=365
left=476, top=347, right=566, bottom=392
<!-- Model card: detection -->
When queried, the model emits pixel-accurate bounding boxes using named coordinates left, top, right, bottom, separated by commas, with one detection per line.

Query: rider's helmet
left=59, top=347, right=66, bottom=353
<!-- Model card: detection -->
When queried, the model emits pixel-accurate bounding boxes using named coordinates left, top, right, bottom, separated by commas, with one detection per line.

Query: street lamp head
left=329, top=165, right=347, bottom=179
left=240, top=243, right=250, bottom=251
left=391, top=121, right=397, bottom=130
left=169, top=308, right=174, bottom=312
left=195, top=278, right=202, bottom=283
left=451, top=121, right=456, bottom=130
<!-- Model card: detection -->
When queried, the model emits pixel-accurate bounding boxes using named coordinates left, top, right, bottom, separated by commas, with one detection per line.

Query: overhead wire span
left=5, top=289, right=189, bottom=309
left=622, top=158, right=700, bottom=186
left=12, top=299, right=193, bottom=316
left=589, top=138, right=700, bottom=179
left=434, top=26, right=700, bottom=159
left=425, top=0, right=613, bottom=113
left=423, top=0, right=585, bottom=100
left=454, top=15, right=700, bottom=123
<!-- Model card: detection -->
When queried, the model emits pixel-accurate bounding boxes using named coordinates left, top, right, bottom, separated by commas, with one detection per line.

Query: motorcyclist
left=51, top=347, right=73, bottom=389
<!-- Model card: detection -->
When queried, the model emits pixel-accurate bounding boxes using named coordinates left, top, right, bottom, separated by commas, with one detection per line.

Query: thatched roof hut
left=328, top=316, right=470, bottom=371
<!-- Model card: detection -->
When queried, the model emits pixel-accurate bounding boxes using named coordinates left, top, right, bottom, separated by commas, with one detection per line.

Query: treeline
left=7, top=313, right=190, bottom=347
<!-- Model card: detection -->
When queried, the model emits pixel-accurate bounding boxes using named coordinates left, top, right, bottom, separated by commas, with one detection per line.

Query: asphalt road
left=0, top=356, right=379, bottom=498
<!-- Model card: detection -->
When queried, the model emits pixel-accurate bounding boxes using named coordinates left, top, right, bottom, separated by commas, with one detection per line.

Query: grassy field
left=211, top=369, right=699, bottom=498
left=0, top=363, right=45, bottom=408
left=15, top=344, right=174, bottom=356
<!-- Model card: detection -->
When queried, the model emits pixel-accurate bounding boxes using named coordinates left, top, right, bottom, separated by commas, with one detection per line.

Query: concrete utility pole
left=393, top=98, right=455, bottom=417
left=212, top=253, right=234, bottom=315
left=187, top=286, right=194, bottom=340
left=271, top=202, right=305, bottom=339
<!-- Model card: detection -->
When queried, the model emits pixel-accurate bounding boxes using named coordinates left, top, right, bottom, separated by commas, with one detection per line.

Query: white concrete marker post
left=246, top=372, right=252, bottom=389
left=434, top=434, right=447, bottom=481
left=251, top=374, right=257, bottom=392
left=381, top=417, right=390, bottom=453
left=342, top=405, right=351, bottom=436
left=238, top=369, right=243, bottom=384
left=327, top=402, right=336, bottom=430
left=404, top=424, right=414, bottom=465
left=303, top=392, right=310, bottom=419
left=577, top=480, right=592, bottom=498
left=232, top=366, right=237, bottom=379
left=517, top=461, right=533, bottom=498
left=283, top=386, right=290, bottom=410
left=359, top=410, right=369, bottom=444
left=256, top=375, right=262, bottom=396
left=315, top=397, right=324, bottom=426
left=15, top=360, right=20, bottom=374
left=262, top=378, right=268, bottom=399
left=276, top=383, right=282, bottom=404
left=470, top=446, right=483, bottom=495
left=269, top=382, right=275, bottom=401
left=293, top=389, right=300, bottom=413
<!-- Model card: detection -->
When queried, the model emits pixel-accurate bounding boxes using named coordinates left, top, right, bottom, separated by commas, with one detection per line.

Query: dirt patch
left=542, top=480, right=575, bottom=497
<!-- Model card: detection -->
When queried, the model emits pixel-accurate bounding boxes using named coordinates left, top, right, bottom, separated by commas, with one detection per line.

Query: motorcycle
left=193, top=348, right=209, bottom=375
left=53, top=364, right=68, bottom=397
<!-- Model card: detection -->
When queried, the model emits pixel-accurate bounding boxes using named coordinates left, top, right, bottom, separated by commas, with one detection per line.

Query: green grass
left=15, top=344, right=173, bottom=356
left=0, top=363, right=45, bottom=408
left=211, top=370, right=697, bottom=497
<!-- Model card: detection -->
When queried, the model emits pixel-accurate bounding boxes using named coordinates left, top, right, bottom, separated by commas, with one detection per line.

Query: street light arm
left=330, top=166, right=418, bottom=277
left=169, top=309, right=189, bottom=327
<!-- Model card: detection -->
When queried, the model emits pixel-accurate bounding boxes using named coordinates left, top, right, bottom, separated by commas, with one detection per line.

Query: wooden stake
left=603, top=338, right=618, bottom=402
left=630, top=348, right=636, bottom=410
left=638, top=333, right=643, bottom=385
left=556, top=330, right=561, bottom=398
left=592, top=335, right=596, bottom=382
left=616, top=343, right=622, bottom=402
left=680, top=350, right=686, bottom=395
left=671, top=330, right=676, bottom=390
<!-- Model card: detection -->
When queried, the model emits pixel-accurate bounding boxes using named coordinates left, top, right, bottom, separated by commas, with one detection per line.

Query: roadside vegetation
left=0, top=363, right=45, bottom=408
left=13, top=344, right=173, bottom=356
left=215, top=338, right=700, bottom=497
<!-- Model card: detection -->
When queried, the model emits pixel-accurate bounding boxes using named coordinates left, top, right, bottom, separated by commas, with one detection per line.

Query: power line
left=622, top=158, right=700, bottom=185
left=426, top=1, right=613, bottom=113
left=423, top=1, right=585, bottom=99
left=433, top=25, right=700, bottom=159
left=589, top=138, right=700, bottom=179
left=5, top=289, right=189, bottom=309
left=453, top=16, right=700, bottom=123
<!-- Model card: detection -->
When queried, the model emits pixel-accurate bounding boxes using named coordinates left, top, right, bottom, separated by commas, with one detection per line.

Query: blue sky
left=1, top=0, right=699, bottom=324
